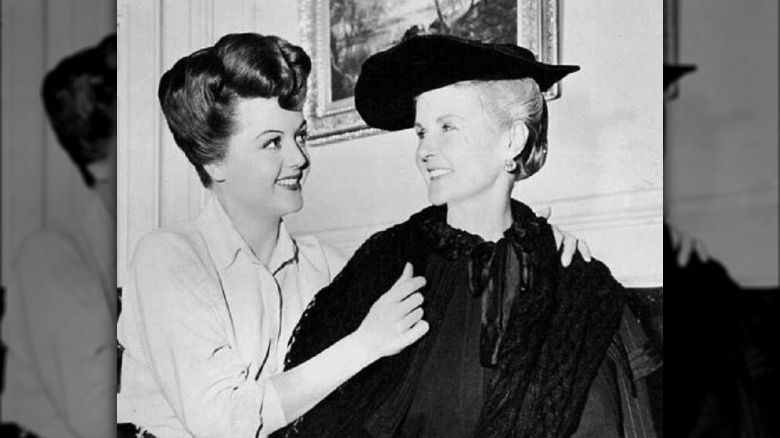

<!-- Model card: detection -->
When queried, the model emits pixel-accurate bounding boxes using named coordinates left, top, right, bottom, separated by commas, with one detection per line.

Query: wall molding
left=293, top=188, right=664, bottom=287
left=295, top=187, right=663, bottom=244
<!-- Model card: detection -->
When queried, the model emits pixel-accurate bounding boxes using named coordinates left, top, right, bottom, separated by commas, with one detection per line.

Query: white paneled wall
left=117, top=0, right=664, bottom=287
left=1, top=0, right=116, bottom=286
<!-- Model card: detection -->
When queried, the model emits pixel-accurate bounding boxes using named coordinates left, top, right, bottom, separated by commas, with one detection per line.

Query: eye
left=415, top=128, right=426, bottom=140
left=263, top=136, right=282, bottom=150
left=295, top=130, right=309, bottom=146
left=441, top=122, right=456, bottom=132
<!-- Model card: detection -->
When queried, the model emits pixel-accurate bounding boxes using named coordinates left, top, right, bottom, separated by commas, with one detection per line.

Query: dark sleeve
left=274, top=225, right=420, bottom=438
left=283, top=228, right=409, bottom=370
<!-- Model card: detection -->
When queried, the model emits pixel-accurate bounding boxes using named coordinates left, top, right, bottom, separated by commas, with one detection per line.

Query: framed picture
left=299, top=0, right=563, bottom=145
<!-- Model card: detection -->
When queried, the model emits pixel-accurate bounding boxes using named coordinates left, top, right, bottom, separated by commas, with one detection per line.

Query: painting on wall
left=300, top=0, right=563, bottom=145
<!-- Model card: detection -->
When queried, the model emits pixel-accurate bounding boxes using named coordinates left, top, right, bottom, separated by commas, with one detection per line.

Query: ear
left=506, top=121, right=529, bottom=160
left=205, top=161, right=226, bottom=183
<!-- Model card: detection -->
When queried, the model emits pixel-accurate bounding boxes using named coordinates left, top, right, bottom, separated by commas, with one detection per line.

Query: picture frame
left=664, top=0, right=679, bottom=98
left=299, top=0, right=564, bottom=145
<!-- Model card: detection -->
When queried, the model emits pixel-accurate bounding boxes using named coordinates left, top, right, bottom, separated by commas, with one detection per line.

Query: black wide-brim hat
left=664, top=64, right=696, bottom=88
left=355, top=34, right=580, bottom=131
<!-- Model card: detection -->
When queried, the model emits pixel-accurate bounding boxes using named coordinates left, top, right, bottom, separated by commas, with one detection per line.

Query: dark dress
left=274, top=202, right=656, bottom=438
left=396, top=255, right=625, bottom=438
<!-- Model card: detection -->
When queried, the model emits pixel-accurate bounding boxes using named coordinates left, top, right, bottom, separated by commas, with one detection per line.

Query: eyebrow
left=437, top=114, right=464, bottom=123
left=415, top=114, right=464, bottom=129
left=251, top=120, right=307, bottom=142
left=253, top=129, right=283, bottom=142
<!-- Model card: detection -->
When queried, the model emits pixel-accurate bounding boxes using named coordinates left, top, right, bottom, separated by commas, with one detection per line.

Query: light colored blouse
left=117, top=195, right=345, bottom=437
left=2, top=195, right=116, bottom=438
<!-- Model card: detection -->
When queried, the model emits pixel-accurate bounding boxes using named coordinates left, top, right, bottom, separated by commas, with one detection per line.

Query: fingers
left=400, top=292, right=424, bottom=314
left=560, top=234, right=576, bottom=267
left=385, top=263, right=426, bottom=302
left=390, top=277, right=426, bottom=302
left=401, top=307, right=424, bottom=329
left=401, top=320, right=430, bottom=346
left=537, top=206, right=552, bottom=220
left=551, top=225, right=564, bottom=249
left=392, top=262, right=414, bottom=288
left=578, top=239, right=593, bottom=262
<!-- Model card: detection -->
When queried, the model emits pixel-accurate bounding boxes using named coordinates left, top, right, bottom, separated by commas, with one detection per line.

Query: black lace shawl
left=273, top=201, right=625, bottom=438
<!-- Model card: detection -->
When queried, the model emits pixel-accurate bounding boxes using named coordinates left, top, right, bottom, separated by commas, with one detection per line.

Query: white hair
left=454, top=78, right=548, bottom=180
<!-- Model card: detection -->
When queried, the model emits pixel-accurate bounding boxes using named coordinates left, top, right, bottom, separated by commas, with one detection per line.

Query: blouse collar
left=413, top=200, right=538, bottom=260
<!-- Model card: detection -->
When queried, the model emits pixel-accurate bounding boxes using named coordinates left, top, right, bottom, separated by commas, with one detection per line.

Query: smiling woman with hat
left=275, top=35, right=659, bottom=438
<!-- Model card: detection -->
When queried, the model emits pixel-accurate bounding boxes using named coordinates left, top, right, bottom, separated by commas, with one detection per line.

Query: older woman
left=116, top=33, right=432, bottom=438
left=276, top=35, right=659, bottom=438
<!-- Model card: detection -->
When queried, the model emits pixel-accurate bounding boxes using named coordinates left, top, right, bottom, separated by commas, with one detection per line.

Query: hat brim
left=355, top=35, right=580, bottom=131
left=664, top=64, right=696, bottom=88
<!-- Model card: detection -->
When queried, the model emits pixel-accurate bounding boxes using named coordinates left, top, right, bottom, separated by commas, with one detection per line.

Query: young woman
left=116, top=34, right=432, bottom=438
left=275, top=35, right=660, bottom=438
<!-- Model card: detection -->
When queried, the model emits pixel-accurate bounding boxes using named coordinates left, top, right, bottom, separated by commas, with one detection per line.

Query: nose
left=286, top=141, right=310, bottom=171
left=417, top=136, right=437, bottom=163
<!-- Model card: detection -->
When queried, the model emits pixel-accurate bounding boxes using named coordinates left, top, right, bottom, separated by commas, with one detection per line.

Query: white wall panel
left=117, top=0, right=162, bottom=286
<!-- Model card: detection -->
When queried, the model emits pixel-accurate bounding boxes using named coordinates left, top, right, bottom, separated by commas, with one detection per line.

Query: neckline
left=414, top=201, right=536, bottom=260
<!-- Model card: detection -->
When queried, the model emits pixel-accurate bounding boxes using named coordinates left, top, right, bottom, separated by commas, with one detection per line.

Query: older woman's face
left=414, top=84, right=509, bottom=207
left=210, top=97, right=309, bottom=220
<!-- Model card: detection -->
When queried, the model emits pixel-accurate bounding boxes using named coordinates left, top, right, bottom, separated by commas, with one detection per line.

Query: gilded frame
left=299, top=0, right=563, bottom=145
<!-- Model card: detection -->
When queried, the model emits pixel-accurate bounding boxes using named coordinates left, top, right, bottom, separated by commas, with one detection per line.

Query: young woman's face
left=414, top=85, right=509, bottom=207
left=210, top=97, right=309, bottom=220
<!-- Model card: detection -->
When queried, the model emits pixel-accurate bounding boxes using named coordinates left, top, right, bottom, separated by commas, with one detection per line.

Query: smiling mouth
left=276, top=175, right=302, bottom=189
left=428, top=169, right=453, bottom=180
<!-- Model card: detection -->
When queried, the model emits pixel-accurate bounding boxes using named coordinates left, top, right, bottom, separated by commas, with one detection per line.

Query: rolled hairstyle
left=158, top=33, right=311, bottom=187
left=456, top=78, right=548, bottom=180
left=42, top=34, right=117, bottom=187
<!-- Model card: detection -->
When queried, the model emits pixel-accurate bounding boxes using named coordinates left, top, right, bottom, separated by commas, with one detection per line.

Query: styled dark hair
left=42, top=34, right=117, bottom=187
left=158, top=33, right=311, bottom=187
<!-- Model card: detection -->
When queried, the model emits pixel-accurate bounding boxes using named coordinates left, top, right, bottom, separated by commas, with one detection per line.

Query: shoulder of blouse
left=129, top=220, right=214, bottom=282
left=294, top=234, right=347, bottom=275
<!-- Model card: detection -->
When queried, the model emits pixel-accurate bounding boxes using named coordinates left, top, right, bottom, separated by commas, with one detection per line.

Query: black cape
left=274, top=202, right=626, bottom=438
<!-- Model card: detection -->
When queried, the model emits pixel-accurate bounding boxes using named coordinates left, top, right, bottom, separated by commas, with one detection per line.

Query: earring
left=504, top=158, right=517, bottom=173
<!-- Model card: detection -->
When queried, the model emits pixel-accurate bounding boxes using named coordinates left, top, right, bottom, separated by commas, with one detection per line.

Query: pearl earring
left=504, top=158, right=517, bottom=173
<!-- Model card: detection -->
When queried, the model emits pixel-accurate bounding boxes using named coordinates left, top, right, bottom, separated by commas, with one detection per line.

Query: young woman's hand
left=537, top=206, right=592, bottom=267
left=355, top=262, right=429, bottom=360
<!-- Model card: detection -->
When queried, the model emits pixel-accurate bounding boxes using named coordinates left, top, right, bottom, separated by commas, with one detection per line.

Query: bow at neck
left=417, top=201, right=545, bottom=368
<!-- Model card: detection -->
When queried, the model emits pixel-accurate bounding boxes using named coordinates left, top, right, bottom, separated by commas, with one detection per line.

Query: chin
left=287, top=200, right=304, bottom=215
left=427, top=189, right=449, bottom=206
left=277, top=197, right=304, bottom=216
